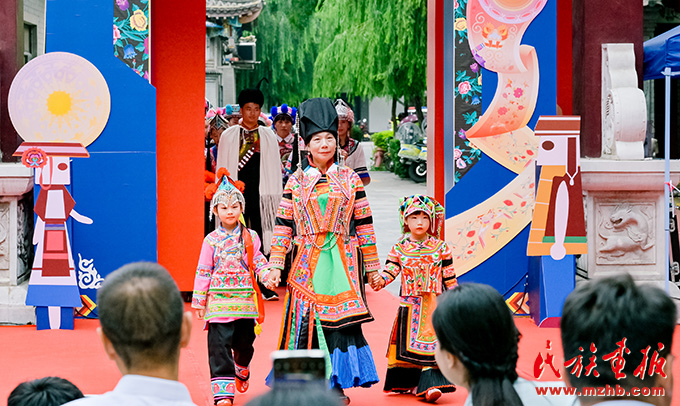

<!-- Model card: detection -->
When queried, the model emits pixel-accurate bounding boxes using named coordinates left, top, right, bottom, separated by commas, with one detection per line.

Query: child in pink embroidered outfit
left=193, top=169, right=270, bottom=406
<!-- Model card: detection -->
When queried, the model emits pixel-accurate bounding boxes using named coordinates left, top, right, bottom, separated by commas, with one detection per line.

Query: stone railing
left=0, top=163, right=35, bottom=324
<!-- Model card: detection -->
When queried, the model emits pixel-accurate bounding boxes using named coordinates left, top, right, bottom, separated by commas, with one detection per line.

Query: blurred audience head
left=97, top=261, right=191, bottom=374
left=561, top=274, right=676, bottom=406
left=432, top=283, right=522, bottom=406
left=8, top=377, right=83, bottom=406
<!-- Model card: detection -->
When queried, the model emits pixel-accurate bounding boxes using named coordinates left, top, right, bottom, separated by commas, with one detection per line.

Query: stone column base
left=0, top=282, right=35, bottom=325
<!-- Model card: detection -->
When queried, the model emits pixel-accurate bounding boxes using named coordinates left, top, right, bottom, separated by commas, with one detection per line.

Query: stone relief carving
left=596, top=202, right=655, bottom=264
left=17, top=195, right=34, bottom=282
left=601, top=43, right=647, bottom=159
left=0, top=202, right=9, bottom=271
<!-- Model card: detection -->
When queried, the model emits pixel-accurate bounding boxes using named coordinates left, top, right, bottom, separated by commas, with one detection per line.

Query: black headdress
left=237, top=78, right=268, bottom=108
left=290, top=98, right=340, bottom=171
left=299, top=98, right=338, bottom=144
left=237, top=88, right=264, bottom=108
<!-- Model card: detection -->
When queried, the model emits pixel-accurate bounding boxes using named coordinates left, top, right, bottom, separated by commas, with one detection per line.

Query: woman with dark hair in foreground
left=432, top=283, right=577, bottom=406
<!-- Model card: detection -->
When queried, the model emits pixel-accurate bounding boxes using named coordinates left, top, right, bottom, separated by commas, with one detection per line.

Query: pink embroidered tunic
left=192, top=225, right=267, bottom=323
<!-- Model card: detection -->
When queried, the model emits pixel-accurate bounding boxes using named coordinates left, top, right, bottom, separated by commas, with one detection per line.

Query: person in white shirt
left=65, top=262, right=195, bottom=406
left=561, top=274, right=675, bottom=406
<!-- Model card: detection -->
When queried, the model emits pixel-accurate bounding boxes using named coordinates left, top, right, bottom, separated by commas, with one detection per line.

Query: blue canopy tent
left=644, top=25, right=680, bottom=80
left=643, top=24, right=680, bottom=293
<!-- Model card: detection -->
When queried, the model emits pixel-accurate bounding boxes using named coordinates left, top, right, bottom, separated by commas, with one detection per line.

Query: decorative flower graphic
left=21, top=148, right=48, bottom=169
left=455, top=17, right=467, bottom=31
left=453, top=0, right=482, bottom=182
left=113, top=24, right=121, bottom=45
left=123, top=44, right=136, bottom=59
left=130, top=9, right=148, bottom=31
left=115, top=0, right=130, bottom=11
left=458, top=81, right=472, bottom=95
left=114, top=0, right=150, bottom=82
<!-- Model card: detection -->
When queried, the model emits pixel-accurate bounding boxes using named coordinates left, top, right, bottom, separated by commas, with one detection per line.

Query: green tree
left=313, top=0, right=427, bottom=127
left=236, top=0, right=320, bottom=107
left=236, top=0, right=427, bottom=125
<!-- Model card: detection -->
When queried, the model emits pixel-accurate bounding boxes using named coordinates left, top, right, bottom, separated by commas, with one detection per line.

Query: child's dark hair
left=432, top=283, right=523, bottom=406
left=8, top=377, right=84, bottom=406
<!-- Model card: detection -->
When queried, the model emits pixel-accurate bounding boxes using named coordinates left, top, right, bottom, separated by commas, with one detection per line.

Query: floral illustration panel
left=453, top=0, right=482, bottom=183
left=114, top=0, right=150, bottom=81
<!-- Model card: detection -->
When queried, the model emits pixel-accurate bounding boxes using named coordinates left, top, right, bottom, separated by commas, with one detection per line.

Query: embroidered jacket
left=192, top=225, right=267, bottom=320
left=270, top=164, right=379, bottom=271
left=340, top=138, right=370, bottom=182
left=381, top=235, right=457, bottom=296
left=269, top=163, right=380, bottom=328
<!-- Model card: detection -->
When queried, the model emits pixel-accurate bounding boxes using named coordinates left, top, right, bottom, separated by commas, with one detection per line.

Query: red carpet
left=1, top=288, right=678, bottom=406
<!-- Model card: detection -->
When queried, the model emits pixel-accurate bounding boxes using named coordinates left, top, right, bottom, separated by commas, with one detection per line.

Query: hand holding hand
left=367, top=271, right=384, bottom=291
left=266, top=268, right=281, bottom=289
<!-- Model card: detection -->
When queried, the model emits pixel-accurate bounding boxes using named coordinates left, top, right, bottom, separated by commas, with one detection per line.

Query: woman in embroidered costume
left=265, top=98, right=381, bottom=403
left=371, top=195, right=458, bottom=403
left=193, top=169, right=270, bottom=406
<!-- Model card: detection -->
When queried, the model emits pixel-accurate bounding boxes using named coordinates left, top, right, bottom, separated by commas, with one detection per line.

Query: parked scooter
left=398, top=139, right=427, bottom=183
left=396, top=122, right=427, bottom=183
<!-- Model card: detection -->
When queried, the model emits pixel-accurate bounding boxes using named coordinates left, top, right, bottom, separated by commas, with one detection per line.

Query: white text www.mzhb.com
left=535, top=384, right=665, bottom=397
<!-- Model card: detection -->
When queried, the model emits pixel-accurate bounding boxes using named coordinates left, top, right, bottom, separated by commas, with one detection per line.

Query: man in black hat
left=216, top=88, right=282, bottom=300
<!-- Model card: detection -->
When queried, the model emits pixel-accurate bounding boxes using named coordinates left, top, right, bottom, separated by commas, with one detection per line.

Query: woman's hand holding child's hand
left=368, top=271, right=385, bottom=291
left=266, top=268, right=281, bottom=289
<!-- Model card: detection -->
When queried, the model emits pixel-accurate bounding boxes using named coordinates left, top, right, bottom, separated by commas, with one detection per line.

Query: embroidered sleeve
left=441, top=242, right=458, bottom=290
left=352, top=175, right=380, bottom=272
left=382, top=244, right=402, bottom=286
left=192, top=238, right=214, bottom=309
left=349, top=144, right=370, bottom=182
left=270, top=181, right=295, bottom=270
left=250, top=230, right=270, bottom=281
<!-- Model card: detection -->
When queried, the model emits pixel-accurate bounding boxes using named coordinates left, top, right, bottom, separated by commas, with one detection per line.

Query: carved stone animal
left=598, top=204, right=653, bottom=257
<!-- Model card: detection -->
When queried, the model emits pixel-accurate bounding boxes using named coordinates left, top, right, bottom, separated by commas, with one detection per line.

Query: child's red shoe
left=425, top=388, right=442, bottom=403
left=235, top=364, right=250, bottom=393
left=235, top=376, right=249, bottom=393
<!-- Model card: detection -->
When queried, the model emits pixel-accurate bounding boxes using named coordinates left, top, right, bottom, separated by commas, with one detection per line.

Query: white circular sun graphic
left=8, top=52, right=111, bottom=147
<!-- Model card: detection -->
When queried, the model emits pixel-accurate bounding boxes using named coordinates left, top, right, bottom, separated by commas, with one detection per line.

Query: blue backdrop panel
left=45, top=0, right=157, bottom=312
left=446, top=0, right=557, bottom=298
left=70, top=153, right=158, bottom=302
left=528, top=255, right=575, bottom=327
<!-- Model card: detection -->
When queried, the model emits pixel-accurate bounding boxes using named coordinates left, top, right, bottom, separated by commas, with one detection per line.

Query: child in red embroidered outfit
left=193, top=169, right=270, bottom=406
left=370, top=195, right=458, bottom=403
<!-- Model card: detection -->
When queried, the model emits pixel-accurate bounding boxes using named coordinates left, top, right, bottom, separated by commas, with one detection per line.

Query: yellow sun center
left=46, top=90, right=72, bottom=116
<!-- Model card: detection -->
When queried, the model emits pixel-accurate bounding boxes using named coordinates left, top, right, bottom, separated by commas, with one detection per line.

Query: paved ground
left=361, top=141, right=427, bottom=295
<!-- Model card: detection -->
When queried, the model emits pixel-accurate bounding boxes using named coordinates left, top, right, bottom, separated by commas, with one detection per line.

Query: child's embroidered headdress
left=206, top=168, right=246, bottom=220
left=399, top=195, right=445, bottom=238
